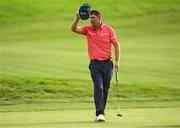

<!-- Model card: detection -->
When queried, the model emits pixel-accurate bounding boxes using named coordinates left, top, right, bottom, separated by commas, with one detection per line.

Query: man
left=71, top=10, right=120, bottom=122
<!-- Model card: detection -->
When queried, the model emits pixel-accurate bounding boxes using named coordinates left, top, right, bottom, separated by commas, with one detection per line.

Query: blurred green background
left=0, top=0, right=180, bottom=110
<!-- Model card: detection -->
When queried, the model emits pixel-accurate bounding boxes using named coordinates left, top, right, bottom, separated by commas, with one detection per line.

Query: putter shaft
left=115, top=67, right=122, bottom=117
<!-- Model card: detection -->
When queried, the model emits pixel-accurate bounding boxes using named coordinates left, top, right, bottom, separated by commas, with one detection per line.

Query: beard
left=91, top=21, right=96, bottom=26
left=91, top=21, right=98, bottom=28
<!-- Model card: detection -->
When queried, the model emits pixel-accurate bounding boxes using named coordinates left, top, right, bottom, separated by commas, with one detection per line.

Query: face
left=89, top=14, right=101, bottom=27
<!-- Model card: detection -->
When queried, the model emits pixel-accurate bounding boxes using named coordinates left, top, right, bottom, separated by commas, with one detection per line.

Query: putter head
left=116, top=113, right=122, bottom=117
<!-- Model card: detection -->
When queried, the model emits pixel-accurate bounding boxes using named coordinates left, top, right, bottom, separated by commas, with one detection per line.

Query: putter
left=115, top=67, right=122, bottom=117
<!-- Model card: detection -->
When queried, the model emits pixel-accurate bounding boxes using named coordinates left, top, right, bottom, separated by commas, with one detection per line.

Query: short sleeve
left=109, top=27, right=118, bottom=44
left=81, top=25, right=88, bottom=35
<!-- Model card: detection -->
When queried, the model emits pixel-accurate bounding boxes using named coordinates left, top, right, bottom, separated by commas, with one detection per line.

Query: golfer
left=71, top=10, right=120, bottom=122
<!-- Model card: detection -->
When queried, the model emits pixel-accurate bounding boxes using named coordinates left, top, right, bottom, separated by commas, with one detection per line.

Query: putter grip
left=115, top=67, right=118, bottom=81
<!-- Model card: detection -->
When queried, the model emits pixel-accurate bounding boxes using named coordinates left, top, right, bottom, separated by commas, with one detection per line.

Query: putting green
left=0, top=108, right=179, bottom=128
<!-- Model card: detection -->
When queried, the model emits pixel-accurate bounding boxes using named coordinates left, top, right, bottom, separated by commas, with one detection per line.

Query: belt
left=91, top=58, right=112, bottom=62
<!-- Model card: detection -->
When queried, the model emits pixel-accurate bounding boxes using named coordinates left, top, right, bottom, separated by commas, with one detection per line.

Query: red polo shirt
left=81, top=24, right=118, bottom=60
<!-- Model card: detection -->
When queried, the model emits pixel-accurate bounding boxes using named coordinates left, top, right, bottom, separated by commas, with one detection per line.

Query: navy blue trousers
left=89, top=59, right=113, bottom=116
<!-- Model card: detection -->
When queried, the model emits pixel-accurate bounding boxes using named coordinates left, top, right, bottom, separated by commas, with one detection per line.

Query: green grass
left=1, top=0, right=180, bottom=41
left=1, top=108, right=180, bottom=128
left=0, top=76, right=180, bottom=108
left=0, top=0, right=180, bottom=127
left=0, top=0, right=180, bottom=110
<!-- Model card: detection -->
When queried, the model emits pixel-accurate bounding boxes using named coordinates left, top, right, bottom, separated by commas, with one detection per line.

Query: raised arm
left=71, top=12, right=84, bottom=34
